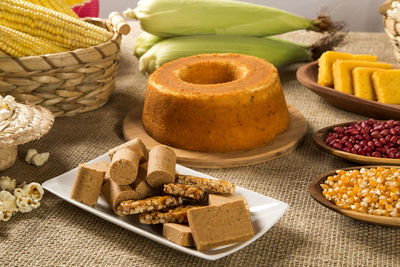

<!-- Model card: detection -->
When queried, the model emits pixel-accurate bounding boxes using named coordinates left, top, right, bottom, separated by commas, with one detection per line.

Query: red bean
left=371, top=131, right=381, bottom=139
left=333, top=126, right=345, bottom=133
left=379, top=138, right=387, bottom=145
left=345, top=142, right=353, bottom=148
left=374, top=141, right=383, bottom=148
left=372, top=151, right=381, bottom=157
left=342, top=135, right=349, bottom=141
left=332, top=143, right=342, bottom=150
left=362, top=134, right=371, bottom=141
left=391, top=135, right=399, bottom=144
left=337, top=139, right=346, bottom=145
left=359, top=140, right=367, bottom=147
left=376, top=147, right=386, bottom=154
left=385, top=134, right=392, bottom=141
left=387, top=151, right=396, bottom=158
left=380, top=129, right=389, bottom=136
left=343, top=147, right=351, bottom=153
left=390, top=128, right=397, bottom=135
left=367, top=140, right=374, bottom=146
left=384, top=142, right=394, bottom=149
left=396, top=151, right=400, bottom=159
left=355, top=135, right=363, bottom=141
left=373, top=125, right=384, bottom=131
left=346, top=129, right=360, bottom=136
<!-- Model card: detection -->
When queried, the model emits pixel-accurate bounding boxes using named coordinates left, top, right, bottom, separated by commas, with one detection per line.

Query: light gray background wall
left=99, top=0, right=385, bottom=32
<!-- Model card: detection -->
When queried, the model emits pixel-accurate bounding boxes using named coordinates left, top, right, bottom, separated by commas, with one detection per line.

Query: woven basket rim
left=0, top=18, right=120, bottom=72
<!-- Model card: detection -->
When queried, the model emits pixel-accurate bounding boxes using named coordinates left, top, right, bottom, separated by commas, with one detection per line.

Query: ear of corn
left=0, top=25, right=67, bottom=57
left=0, top=0, right=112, bottom=51
left=126, top=0, right=333, bottom=37
left=65, top=0, right=90, bottom=7
left=23, top=0, right=79, bottom=18
left=134, top=32, right=165, bottom=58
left=139, top=35, right=312, bottom=73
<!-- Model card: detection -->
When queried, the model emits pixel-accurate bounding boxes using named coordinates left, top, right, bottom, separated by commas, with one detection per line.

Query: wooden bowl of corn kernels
left=309, top=165, right=400, bottom=227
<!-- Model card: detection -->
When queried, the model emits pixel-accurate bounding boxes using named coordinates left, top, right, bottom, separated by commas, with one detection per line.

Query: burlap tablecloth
left=1, top=22, right=399, bottom=266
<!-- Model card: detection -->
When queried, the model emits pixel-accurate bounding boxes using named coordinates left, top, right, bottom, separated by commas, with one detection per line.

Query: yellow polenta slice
left=317, top=51, right=377, bottom=87
left=353, top=67, right=393, bottom=101
left=372, top=69, right=400, bottom=104
left=332, top=60, right=392, bottom=95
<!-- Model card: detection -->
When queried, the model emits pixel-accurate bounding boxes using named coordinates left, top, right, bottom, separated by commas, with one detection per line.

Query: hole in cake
left=178, top=61, right=247, bottom=85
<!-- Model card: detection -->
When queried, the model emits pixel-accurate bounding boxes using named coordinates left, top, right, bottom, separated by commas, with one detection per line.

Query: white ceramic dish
left=43, top=153, right=289, bottom=261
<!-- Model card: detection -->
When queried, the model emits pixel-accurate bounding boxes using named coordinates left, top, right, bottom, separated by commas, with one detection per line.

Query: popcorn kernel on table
left=321, top=167, right=400, bottom=217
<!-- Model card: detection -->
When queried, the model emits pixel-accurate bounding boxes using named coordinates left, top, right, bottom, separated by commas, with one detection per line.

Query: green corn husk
left=124, top=0, right=335, bottom=37
left=134, top=32, right=164, bottom=58
left=139, top=34, right=346, bottom=73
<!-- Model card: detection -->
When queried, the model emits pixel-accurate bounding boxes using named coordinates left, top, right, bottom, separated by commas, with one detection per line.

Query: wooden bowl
left=296, top=61, right=400, bottom=119
left=309, top=165, right=400, bottom=227
left=313, top=121, right=400, bottom=165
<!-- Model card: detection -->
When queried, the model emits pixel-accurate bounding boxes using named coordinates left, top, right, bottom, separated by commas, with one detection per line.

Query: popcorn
left=25, top=149, right=50, bottom=167
left=0, top=95, right=16, bottom=122
left=23, top=182, right=44, bottom=201
left=0, top=178, right=45, bottom=221
left=13, top=188, right=24, bottom=198
left=0, top=190, right=18, bottom=221
left=0, top=176, right=16, bottom=191
left=16, top=196, right=34, bottom=213
left=388, top=1, right=400, bottom=18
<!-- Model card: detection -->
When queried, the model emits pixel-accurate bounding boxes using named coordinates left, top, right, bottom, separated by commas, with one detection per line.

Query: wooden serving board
left=122, top=105, right=307, bottom=168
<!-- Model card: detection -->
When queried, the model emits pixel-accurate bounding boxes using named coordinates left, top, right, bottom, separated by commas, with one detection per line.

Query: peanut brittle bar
left=116, top=195, right=182, bottom=216
left=175, top=175, right=235, bottom=194
left=139, top=205, right=200, bottom=224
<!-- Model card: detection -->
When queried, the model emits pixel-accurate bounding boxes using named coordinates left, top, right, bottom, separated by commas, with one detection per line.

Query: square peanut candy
left=208, top=194, right=249, bottom=211
left=163, top=223, right=194, bottom=247
left=187, top=200, right=254, bottom=251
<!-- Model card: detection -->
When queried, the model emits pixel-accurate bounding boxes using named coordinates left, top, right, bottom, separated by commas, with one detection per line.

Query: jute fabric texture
left=1, top=22, right=399, bottom=266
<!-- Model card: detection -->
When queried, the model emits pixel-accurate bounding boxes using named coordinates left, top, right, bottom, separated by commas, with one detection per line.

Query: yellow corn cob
left=0, top=0, right=112, bottom=51
left=24, top=0, right=79, bottom=18
left=0, top=25, right=67, bottom=57
left=65, top=0, right=90, bottom=7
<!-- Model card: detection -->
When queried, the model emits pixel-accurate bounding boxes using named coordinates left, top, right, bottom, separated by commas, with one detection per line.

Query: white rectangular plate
left=43, top=153, right=288, bottom=261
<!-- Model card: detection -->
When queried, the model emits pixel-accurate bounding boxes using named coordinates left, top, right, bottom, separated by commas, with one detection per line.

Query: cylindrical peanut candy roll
left=70, top=162, right=107, bottom=205
left=146, top=145, right=176, bottom=188
left=110, top=148, right=140, bottom=185
left=101, top=178, right=140, bottom=213
left=108, top=138, right=149, bottom=163
left=133, top=164, right=158, bottom=199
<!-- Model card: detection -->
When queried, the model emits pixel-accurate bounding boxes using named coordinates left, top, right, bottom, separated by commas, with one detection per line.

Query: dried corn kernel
left=321, top=167, right=400, bottom=217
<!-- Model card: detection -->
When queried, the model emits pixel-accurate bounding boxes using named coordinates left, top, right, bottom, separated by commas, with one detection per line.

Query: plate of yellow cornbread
left=296, top=51, right=400, bottom=119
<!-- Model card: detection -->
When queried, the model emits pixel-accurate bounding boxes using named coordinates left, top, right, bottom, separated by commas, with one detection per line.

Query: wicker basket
left=0, top=18, right=122, bottom=117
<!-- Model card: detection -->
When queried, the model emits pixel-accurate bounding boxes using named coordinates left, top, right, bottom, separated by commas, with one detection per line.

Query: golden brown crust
left=142, top=53, right=290, bottom=152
